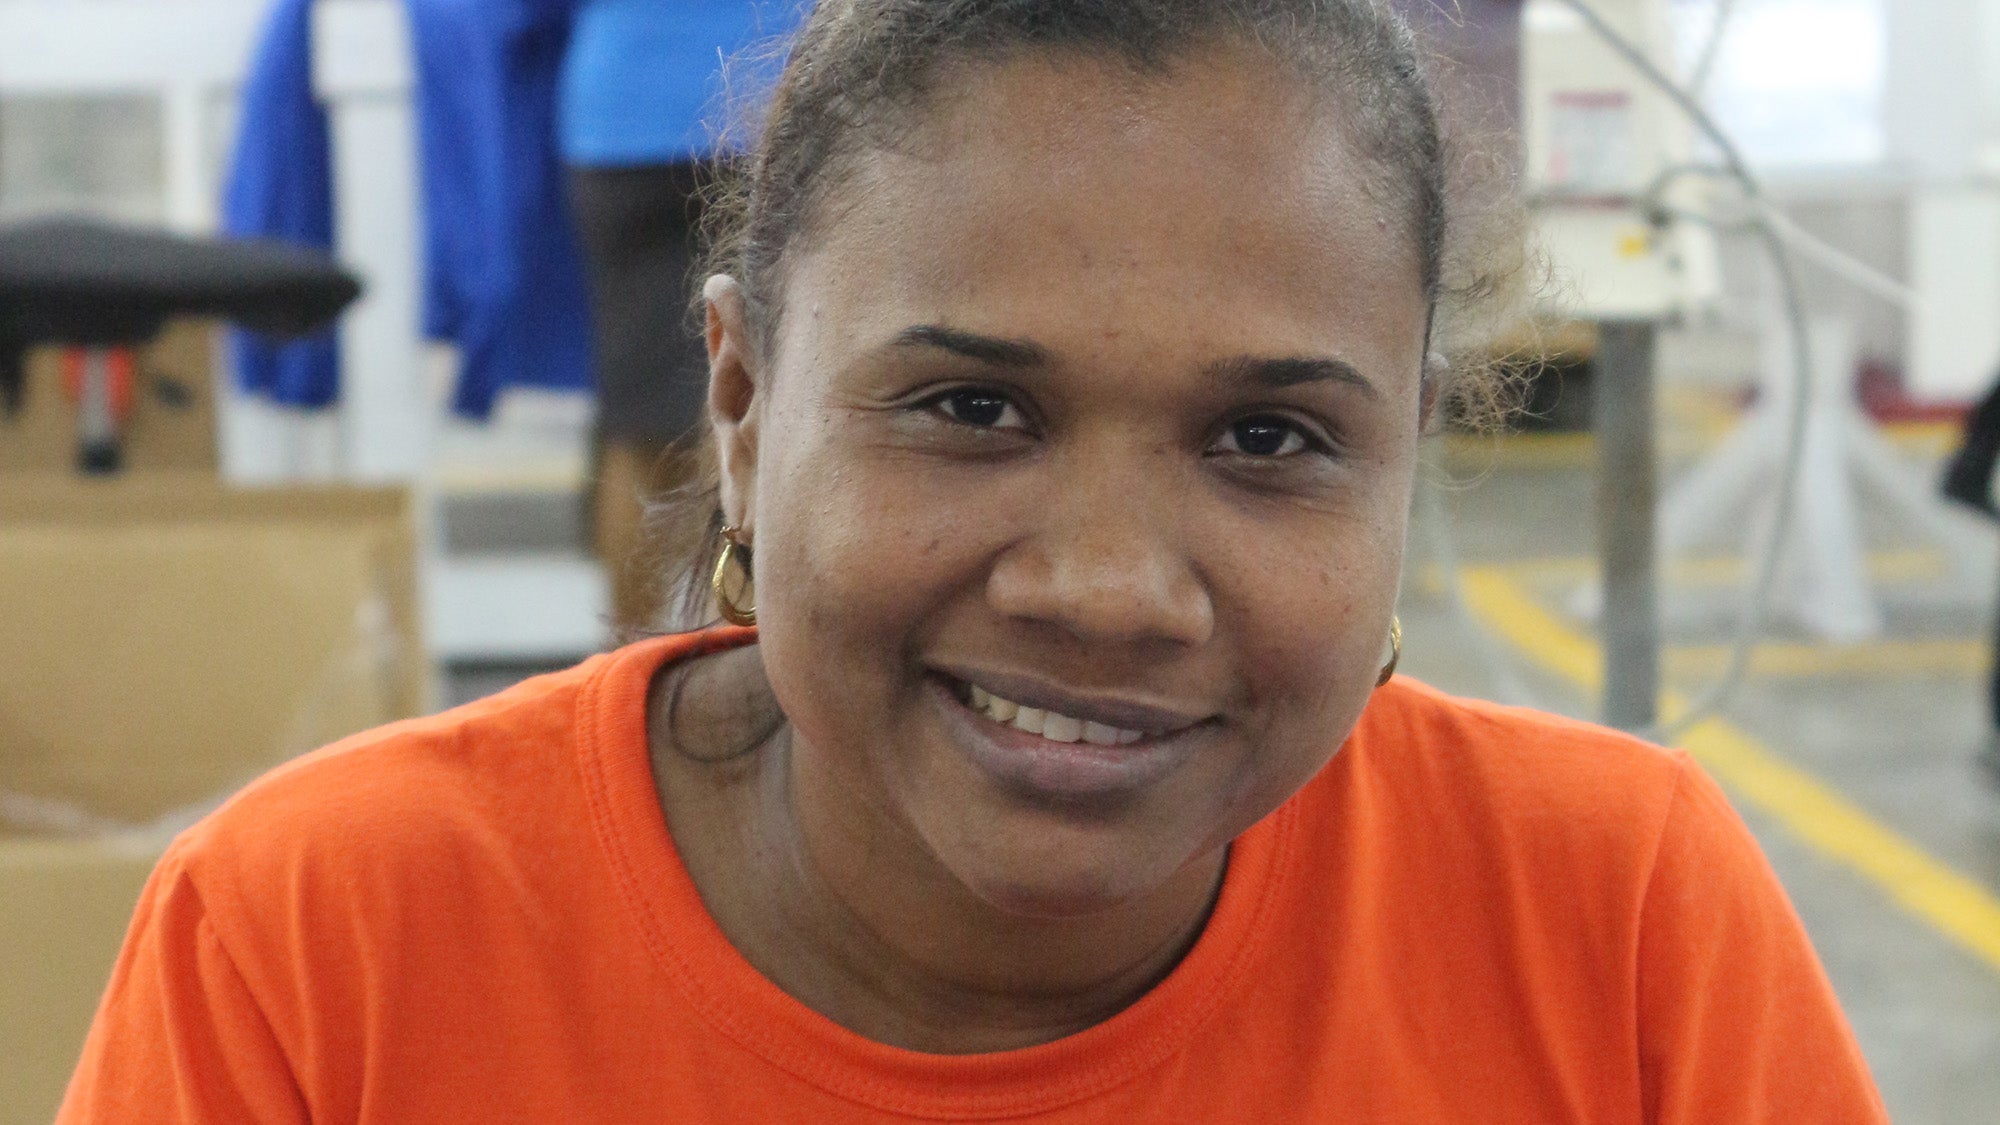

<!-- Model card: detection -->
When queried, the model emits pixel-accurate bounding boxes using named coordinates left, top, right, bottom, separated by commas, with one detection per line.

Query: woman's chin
left=941, top=839, right=1202, bottom=921
left=967, top=877, right=1135, bottom=920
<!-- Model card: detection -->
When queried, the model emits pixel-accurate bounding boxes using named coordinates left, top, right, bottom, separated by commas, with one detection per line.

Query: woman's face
left=713, top=49, right=1431, bottom=917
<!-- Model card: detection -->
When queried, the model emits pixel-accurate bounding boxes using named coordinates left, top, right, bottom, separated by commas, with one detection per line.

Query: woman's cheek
left=1237, top=520, right=1399, bottom=722
left=762, top=443, right=982, bottom=650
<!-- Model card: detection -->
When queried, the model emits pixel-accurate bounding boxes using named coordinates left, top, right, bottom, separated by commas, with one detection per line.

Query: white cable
left=1670, top=202, right=1919, bottom=311
left=1752, top=199, right=1920, bottom=311
left=1649, top=166, right=1922, bottom=311
left=1687, top=0, right=1738, bottom=97
left=1548, top=0, right=1816, bottom=744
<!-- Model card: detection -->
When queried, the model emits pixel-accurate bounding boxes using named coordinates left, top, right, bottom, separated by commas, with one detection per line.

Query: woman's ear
left=706, top=275, right=761, bottom=537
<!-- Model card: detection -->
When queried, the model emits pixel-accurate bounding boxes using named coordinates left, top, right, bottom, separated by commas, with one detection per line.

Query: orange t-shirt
left=62, top=628, right=1885, bottom=1122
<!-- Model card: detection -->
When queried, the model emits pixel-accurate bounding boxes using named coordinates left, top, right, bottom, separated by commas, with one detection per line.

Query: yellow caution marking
left=1505, top=550, right=1952, bottom=588
left=1882, top=420, right=1963, bottom=457
left=1438, top=432, right=1597, bottom=469
left=1438, top=416, right=1960, bottom=468
left=1458, top=566, right=2000, bottom=974
left=1667, top=640, right=1985, bottom=679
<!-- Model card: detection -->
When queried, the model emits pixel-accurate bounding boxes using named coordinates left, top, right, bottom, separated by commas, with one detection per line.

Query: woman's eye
left=1214, top=416, right=1312, bottom=458
left=930, top=388, right=1025, bottom=430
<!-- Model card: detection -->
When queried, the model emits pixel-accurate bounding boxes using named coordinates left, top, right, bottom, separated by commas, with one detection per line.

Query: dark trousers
left=1959, top=380, right=2000, bottom=491
left=568, top=161, right=711, bottom=631
left=568, top=161, right=711, bottom=447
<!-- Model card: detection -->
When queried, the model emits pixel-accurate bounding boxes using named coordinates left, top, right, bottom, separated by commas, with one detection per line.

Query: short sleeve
left=1635, top=758, right=1888, bottom=1123
left=57, top=842, right=307, bottom=1124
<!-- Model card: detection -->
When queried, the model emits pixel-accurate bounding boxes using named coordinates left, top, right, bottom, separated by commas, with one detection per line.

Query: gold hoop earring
left=1376, top=616, right=1402, bottom=688
left=712, top=525, right=757, bottom=627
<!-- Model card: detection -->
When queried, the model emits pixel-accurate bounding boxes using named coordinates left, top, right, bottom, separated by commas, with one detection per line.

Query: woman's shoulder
left=1325, top=677, right=1695, bottom=871
left=185, top=669, right=566, bottom=843
left=165, top=643, right=663, bottom=919
left=1356, top=676, right=1687, bottom=800
left=165, top=631, right=749, bottom=912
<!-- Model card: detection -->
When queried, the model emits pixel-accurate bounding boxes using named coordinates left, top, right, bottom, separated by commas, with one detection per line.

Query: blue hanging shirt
left=407, top=0, right=594, bottom=417
left=222, top=0, right=340, bottom=409
left=224, top=0, right=796, bottom=418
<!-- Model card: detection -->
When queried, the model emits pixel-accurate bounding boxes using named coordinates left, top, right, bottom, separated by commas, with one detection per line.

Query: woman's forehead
left=779, top=50, right=1429, bottom=368
left=864, top=50, right=1381, bottom=234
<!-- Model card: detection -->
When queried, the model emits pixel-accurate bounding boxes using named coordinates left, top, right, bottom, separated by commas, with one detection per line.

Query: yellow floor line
left=1503, top=549, right=1954, bottom=588
left=1458, top=567, right=2000, bottom=975
left=1438, top=416, right=1959, bottom=469
left=1667, top=640, right=1986, bottom=679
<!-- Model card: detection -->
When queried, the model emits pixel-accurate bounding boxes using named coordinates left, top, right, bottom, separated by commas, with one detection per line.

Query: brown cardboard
left=0, top=837, right=155, bottom=1124
left=0, top=319, right=221, bottom=475
left=0, top=476, right=426, bottom=1123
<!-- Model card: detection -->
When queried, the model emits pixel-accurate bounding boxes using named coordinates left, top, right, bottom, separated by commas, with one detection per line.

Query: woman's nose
left=984, top=449, right=1215, bottom=649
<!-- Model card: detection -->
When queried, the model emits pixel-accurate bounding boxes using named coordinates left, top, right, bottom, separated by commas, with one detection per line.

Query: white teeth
left=1042, top=713, right=1084, bottom=743
left=1082, top=722, right=1123, bottom=747
left=965, top=684, right=1148, bottom=746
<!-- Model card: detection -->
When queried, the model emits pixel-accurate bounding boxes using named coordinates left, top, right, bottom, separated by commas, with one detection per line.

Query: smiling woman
left=60, top=2, right=1888, bottom=1122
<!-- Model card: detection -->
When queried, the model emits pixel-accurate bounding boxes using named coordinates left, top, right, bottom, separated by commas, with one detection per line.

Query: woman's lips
left=929, top=663, right=1212, bottom=735
left=929, top=675, right=1207, bottom=803
left=968, top=683, right=1148, bottom=745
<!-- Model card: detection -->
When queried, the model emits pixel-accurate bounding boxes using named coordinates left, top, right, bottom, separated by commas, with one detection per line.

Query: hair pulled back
left=725, top=0, right=1446, bottom=343
left=648, top=0, right=1522, bottom=630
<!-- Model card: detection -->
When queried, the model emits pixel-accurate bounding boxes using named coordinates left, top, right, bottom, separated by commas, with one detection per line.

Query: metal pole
left=1595, top=319, right=1659, bottom=731
left=77, top=348, right=121, bottom=475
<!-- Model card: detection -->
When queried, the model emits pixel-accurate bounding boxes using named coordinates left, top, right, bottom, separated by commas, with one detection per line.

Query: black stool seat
left=0, top=218, right=363, bottom=414
left=0, top=217, right=361, bottom=343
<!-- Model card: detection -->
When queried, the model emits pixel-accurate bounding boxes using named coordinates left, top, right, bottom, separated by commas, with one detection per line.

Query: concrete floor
left=447, top=414, right=2000, bottom=1121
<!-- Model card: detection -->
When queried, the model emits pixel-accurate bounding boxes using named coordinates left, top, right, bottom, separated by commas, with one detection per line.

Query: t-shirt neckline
left=575, top=629, right=1298, bottom=1120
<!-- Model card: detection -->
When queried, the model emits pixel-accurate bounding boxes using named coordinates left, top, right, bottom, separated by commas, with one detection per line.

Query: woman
left=63, top=1, right=1885, bottom=1120
left=1939, top=375, right=2000, bottom=782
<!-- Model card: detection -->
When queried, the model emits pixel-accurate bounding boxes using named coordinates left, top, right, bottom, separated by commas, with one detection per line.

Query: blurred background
left=2, top=0, right=1997, bottom=1120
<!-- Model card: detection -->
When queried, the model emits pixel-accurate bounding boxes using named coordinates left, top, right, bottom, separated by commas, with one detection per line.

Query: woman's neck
left=647, top=646, right=1227, bottom=1054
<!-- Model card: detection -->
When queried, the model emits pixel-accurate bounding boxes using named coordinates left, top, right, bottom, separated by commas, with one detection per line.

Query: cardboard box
left=0, top=476, right=426, bottom=1123
left=0, top=319, right=221, bottom=475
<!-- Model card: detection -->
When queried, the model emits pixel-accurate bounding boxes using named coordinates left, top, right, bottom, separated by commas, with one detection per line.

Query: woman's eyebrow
left=892, top=324, right=1046, bottom=367
left=1205, top=355, right=1378, bottom=397
left=889, top=327, right=1375, bottom=398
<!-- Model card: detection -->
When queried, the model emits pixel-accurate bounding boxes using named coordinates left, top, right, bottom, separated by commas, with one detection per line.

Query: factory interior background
left=4, top=0, right=2000, bottom=1120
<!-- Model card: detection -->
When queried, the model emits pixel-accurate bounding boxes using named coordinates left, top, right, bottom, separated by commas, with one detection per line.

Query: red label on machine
left=1548, top=89, right=1636, bottom=199
left=59, top=347, right=137, bottom=423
